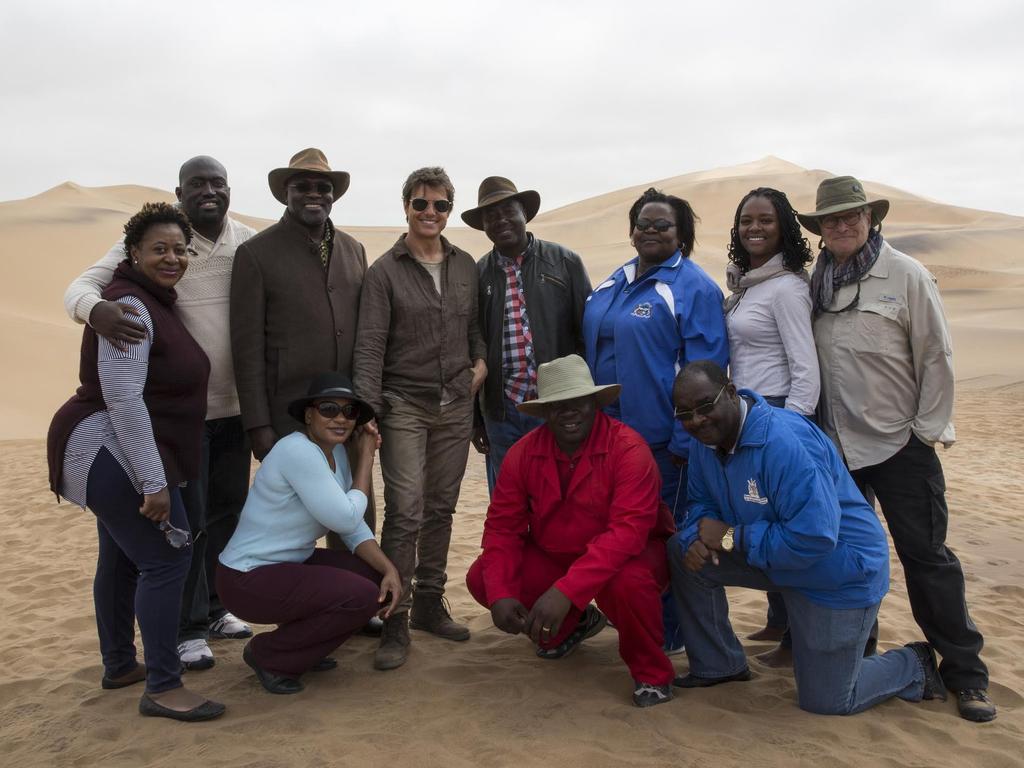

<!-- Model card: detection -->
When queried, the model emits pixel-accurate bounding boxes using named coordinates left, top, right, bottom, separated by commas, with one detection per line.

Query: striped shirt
left=60, top=296, right=167, bottom=507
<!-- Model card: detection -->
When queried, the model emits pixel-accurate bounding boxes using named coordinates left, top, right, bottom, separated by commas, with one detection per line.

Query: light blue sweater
left=219, top=432, right=374, bottom=572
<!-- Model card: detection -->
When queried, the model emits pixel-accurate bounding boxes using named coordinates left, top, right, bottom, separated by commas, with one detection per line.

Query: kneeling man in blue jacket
left=668, top=360, right=944, bottom=715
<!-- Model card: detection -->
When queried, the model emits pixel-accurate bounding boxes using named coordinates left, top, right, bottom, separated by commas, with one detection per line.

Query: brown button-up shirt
left=231, top=213, right=367, bottom=436
left=354, top=235, right=486, bottom=415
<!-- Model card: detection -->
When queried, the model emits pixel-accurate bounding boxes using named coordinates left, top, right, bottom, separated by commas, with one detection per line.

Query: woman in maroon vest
left=47, top=202, right=224, bottom=722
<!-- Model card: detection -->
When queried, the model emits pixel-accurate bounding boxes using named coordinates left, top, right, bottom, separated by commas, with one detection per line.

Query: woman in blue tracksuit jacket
left=583, top=187, right=728, bottom=650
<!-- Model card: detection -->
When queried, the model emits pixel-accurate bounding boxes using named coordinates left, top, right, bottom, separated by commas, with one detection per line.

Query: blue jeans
left=650, top=444, right=687, bottom=650
left=482, top=397, right=545, bottom=494
left=88, top=448, right=191, bottom=693
left=668, top=538, right=924, bottom=714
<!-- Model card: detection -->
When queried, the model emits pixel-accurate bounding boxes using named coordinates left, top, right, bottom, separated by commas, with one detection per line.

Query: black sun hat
left=287, top=372, right=375, bottom=425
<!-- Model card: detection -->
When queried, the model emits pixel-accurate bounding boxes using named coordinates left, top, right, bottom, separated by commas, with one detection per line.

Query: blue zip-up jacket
left=583, top=252, right=728, bottom=459
left=681, top=391, right=890, bottom=609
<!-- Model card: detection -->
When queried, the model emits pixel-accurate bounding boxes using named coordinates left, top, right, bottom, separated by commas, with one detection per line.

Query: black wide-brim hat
left=287, top=372, right=375, bottom=425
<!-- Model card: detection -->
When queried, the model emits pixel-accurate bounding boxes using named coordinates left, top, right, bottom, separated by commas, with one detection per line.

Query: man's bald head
left=175, top=156, right=230, bottom=240
left=178, top=155, right=226, bottom=186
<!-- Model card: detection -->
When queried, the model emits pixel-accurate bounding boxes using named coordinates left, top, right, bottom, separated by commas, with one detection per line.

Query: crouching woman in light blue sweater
left=217, top=373, right=401, bottom=694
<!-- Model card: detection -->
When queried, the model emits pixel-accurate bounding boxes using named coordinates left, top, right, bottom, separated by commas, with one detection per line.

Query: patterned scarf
left=810, top=229, right=883, bottom=314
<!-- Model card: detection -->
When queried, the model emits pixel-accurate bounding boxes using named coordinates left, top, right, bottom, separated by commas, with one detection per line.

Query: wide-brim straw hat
left=797, top=175, right=889, bottom=236
left=461, top=176, right=541, bottom=230
left=287, top=372, right=375, bottom=425
left=268, top=148, right=351, bottom=205
left=517, top=355, right=621, bottom=417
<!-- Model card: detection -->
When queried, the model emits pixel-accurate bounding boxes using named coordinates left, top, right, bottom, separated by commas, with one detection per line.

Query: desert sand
left=1, top=157, right=1022, bottom=766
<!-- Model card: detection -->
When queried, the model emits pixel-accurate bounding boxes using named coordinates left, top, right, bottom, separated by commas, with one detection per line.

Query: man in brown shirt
left=354, top=167, right=486, bottom=670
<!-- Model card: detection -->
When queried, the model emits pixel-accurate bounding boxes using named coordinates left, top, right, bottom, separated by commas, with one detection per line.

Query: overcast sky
left=2, top=0, right=1021, bottom=225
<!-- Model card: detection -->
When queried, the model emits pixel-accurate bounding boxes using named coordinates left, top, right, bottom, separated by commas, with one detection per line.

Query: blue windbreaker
left=681, top=391, right=890, bottom=609
left=583, top=252, right=728, bottom=459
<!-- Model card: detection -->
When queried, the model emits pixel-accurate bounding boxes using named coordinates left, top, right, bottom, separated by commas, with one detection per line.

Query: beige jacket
left=814, top=241, right=955, bottom=470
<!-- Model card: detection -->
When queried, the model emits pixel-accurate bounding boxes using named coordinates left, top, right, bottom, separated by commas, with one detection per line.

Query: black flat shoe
left=310, top=657, right=337, bottom=672
left=138, top=694, right=225, bottom=722
left=243, top=642, right=304, bottom=695
left=673, top=668, right=752, bottom=688
left=102, top=664, right=146, bottom=689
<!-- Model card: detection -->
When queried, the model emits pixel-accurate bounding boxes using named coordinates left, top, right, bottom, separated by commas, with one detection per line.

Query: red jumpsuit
left=466, top=411, right=675, bottom=684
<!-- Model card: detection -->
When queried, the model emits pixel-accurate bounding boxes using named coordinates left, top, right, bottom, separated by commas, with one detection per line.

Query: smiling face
left=130, top=222, right=189, bottom=289
left=821, top=206, right=871, bottom=263
left=631, top=202, right=681, bottom=265
left=286, top=172, right=334, bottom=232
left=737, top=195, right=781, bottom=268
left=482, top=198, right=529, bottom=255
left=305, top=397, right=358, bottom=450
left=404, top=183, right=450, bottom=240
left=175, top=157, right=229, bottom=237
left=673, top=371, right=740, bottom=452
left=544, top=395, right=598, bottom=455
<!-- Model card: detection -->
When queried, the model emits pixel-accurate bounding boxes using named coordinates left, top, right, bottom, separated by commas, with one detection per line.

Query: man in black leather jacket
left=462, top=177, right=592, bottom=492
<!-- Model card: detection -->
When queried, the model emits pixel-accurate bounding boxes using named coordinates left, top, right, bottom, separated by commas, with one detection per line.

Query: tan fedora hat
left=797, top=175, right=889, bottom=236
left=268, top=148, right=351, bottom=205
left=517, top=355, right=621, bottom=417
left=461, top=176, right=541, bottom=230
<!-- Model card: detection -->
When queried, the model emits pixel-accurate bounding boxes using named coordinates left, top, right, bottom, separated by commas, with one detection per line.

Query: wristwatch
left=721, top=527, right=735, bottom=552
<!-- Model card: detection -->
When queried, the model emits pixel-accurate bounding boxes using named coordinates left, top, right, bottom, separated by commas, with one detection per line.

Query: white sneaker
left=178, top=638, right=215, bottom=671
left=209, top=612, right=253, bottom=639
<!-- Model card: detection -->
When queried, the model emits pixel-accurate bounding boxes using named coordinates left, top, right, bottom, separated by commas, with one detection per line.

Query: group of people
left=46, top=147, right=995, bottom=725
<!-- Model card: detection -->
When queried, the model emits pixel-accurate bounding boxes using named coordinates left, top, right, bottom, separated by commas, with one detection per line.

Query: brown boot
left=373, top=613, right=410, bottom=671
left=409, top=593, right=470, bottom=641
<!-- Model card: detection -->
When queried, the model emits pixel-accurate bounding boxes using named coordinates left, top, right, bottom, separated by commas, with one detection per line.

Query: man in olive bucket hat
left=463, top=177, right=592, bottom=493
left=230, top=149, right=380, bottom=630
left=796, top=175, right=995, bottom=722
left=466, top=355, right=676, bottom=708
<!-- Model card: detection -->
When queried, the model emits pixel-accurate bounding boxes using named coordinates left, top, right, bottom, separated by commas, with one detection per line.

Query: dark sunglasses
left=289, top=180, right=334, bottom=195
left=635, top=218, right=675, bottom=233
left=410, top=198, right=452, bottom=213
left=157, top=520, right=192, bottom=550
left=674, top=385, right=727, bottom=422
left=316, top=401, right=361, bottom=420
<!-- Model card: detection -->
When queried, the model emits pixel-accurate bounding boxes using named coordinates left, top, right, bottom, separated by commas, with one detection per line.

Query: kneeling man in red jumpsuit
left=466, top=355, right=676, bottom=707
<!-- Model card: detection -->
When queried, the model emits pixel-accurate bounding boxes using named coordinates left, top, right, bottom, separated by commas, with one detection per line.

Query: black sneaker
left=905, top=642, right=947, bottom=702
left=632, top=681, right=673, bottom=708
left=957, top=689, right=997, bottom=722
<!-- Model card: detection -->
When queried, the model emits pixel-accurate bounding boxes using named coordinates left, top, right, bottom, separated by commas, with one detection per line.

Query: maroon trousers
left=216, top=549, right=381, bottom=677
left=466, top=538, right=674, bottom=685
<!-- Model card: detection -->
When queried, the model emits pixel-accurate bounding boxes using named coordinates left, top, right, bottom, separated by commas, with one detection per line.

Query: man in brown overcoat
left=230, top=149, right=379, bottom=560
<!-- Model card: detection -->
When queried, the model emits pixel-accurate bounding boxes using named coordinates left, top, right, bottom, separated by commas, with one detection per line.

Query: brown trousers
left=378, top=395, right=473, bottom=613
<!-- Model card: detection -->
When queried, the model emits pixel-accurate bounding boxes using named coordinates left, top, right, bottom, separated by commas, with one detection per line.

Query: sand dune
left=1, top=157, right=1022, bottom=765
left=3, top=156, right=1023, bottom=438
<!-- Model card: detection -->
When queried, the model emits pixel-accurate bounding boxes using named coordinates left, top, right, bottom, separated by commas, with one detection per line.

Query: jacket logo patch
left=743, top=478, right=768, bottom=505
left=631, top=302, right=652, bottom=318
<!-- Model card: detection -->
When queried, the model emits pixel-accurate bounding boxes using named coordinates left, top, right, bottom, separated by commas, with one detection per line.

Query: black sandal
left=536, top=605, right=607, bottom=660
